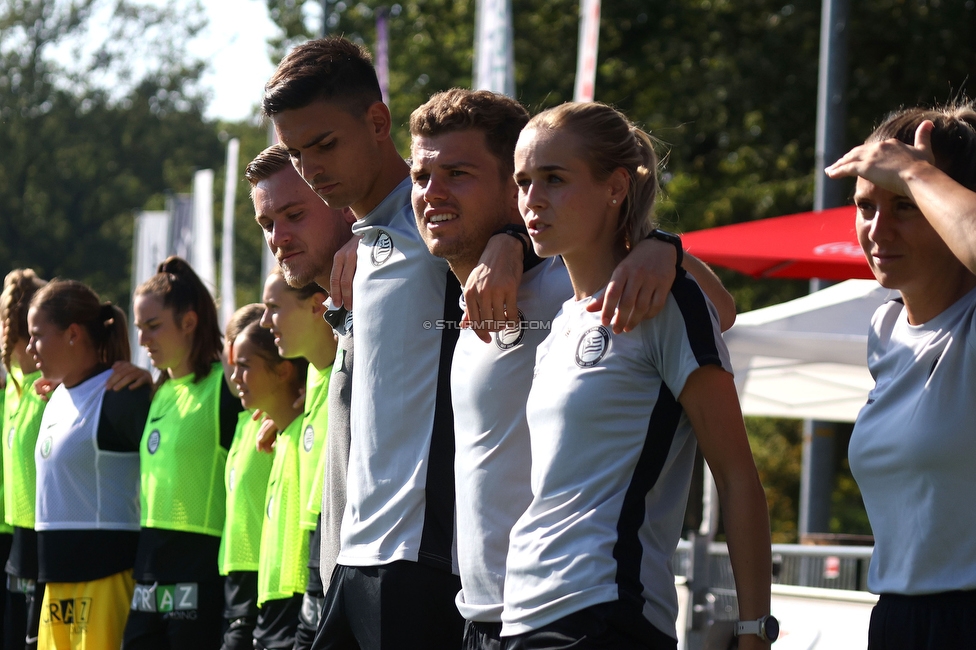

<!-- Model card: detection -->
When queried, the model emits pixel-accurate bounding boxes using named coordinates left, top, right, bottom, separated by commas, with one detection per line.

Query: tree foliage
left=0, top=0, right=225, bottom=308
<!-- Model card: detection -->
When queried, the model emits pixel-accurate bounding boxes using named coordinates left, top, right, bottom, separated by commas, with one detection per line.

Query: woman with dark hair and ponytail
left=123, top=257, right=242, bottom=649
left=825, top=104, right=976, bottom=649
left=2, top=268, right=48, bottom=649
left=26, top=279, right=150, bottom=649
left=502, top=103, right=772, bottom=650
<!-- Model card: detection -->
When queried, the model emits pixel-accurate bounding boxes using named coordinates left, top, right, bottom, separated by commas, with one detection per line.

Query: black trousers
left=868, top=590, right=976, bottom=650
left=311, top=561, right=463, bottom=650
left=502, top=601, right=676, bottom=650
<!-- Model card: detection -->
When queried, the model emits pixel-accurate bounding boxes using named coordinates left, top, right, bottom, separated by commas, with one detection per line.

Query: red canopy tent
left=681, top=206, right=873, bottom=281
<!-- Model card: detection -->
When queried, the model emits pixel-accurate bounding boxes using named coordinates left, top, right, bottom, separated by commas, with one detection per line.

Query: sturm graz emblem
left=370, top=230, right=394, bottom=266
left=39, top=436, right=53, bottom=459
left=147, top=429, right=161, bottom=455
left=304, top=425, right=314, bottom=452
left=494, top=309, right=526, bottom=350
left=575, top=325, right=611, bottom=367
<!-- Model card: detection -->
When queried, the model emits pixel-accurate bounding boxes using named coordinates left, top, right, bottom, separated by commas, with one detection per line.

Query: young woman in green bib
left=1, top=268, right=48, bottom=649
left=218, top=304, right=274, bottom=650
left=123, top=257, right=242, bottom=650
left=258, top=267, right=336, bottom=648
left=229, top=319, right=308, bottom=649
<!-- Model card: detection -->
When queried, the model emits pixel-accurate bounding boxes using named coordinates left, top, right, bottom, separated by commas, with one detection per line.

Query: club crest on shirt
left=575, top=325, right=611, bottom=367
left=495, top=309, right=526, bottom=350
left=39, top=436, right=53, bottom=459
left=147, top=429, right=161, bottom=454
left=371, top=230, right=394, bottom=266
left=304, top=425, right=314, bottom=452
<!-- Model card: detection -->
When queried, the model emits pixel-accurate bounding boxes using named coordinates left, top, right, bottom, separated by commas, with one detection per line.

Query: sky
left=193, top=0, right=283, bottom=122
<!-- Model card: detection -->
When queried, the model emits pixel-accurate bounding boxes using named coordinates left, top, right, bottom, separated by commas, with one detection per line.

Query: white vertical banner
left=131, top=210, right=171, bottom=368
left=573, top=0, right=601, bottom=102
left=220, top=139, right=240, bottom=329
left=472, top=0, right=515, bottom=97
left=192, top=169, right=217, bottom=296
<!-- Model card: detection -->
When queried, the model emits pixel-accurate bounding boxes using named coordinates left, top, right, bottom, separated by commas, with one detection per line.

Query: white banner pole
left=192, top=169, right=217, bottom=296
left=220, top=139, right=240, bottom=328
left=473, top=0, right=515, bottom=97
left=573, top=0, right=602, bottom=102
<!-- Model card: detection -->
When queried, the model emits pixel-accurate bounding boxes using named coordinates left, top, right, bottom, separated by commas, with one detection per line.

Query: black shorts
left=502, top=601, right=676, bottom=650
left=223, top=571, right=259, bottom=619
left=6, top=527, right=38, bottom=580
left=254, top=594, right=302, bottom=650
left=311, top=561, right=463, bottom=650
left=464, top=620, right=503, bottom=650
left=869, top=590, right=976, bottom=650
left=122, top=576, right=223, bottom=650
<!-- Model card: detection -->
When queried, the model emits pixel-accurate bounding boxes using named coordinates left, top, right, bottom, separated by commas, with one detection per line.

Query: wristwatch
left=645, top=228, right=683, bottom=268
left=736, top=614, right=779, bottom=642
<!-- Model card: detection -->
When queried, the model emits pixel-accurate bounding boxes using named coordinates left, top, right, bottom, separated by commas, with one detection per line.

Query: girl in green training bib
left=259, top=267, right=336, bottom=647
left=230, top=319, right=308, bottom=649
left=123, top=257, right=242, bottom=650
left=218, top=304, right=274, bottom=650
left=1, top=268, right=48, bottom=648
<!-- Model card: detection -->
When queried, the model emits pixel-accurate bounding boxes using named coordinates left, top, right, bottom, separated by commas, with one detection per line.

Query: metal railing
left=673, top=537, right=874, bottom=649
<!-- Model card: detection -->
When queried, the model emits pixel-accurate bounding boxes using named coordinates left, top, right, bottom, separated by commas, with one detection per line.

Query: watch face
left=763, top=615, right=780, bottom=642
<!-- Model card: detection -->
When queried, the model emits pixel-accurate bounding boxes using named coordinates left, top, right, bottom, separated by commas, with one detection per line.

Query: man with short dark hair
left=245, top=145, right=356, bottom=650
left=264, top=38, right=498, bottom=649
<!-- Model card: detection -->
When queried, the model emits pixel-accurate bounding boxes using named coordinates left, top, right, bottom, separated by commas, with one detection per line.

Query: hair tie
left=100, top=303, right=116, bottom=327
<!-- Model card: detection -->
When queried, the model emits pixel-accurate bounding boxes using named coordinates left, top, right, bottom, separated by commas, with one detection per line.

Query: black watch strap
left=493, top=223, right=542, bottom=272
left=645, top=228, right=683, bottom=269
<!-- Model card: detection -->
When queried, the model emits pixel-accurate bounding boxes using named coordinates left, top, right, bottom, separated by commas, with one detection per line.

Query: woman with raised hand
left=2, top=268, right=48, bottom=649
left=218, top=304, right=274, bottom=650
left=825, top=104, right=976, bottom=649
left=229, top=320, right=308, bottom=650
left=502, top=102, right=772, bottom=650
left=122, top=256, right=242, bottom=650
left=26, top=280, right=150, bottom=649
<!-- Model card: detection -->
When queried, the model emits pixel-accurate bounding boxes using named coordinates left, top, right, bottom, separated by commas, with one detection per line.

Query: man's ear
left=365, top=101, right=393, bottom=142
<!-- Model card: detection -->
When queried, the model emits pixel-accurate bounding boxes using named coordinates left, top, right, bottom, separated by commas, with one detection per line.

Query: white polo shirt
left=502, top=272, right=729, bottom=639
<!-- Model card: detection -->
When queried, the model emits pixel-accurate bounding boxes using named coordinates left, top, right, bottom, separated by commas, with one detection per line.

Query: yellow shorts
left=39, top=569, right=135, bottom=650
